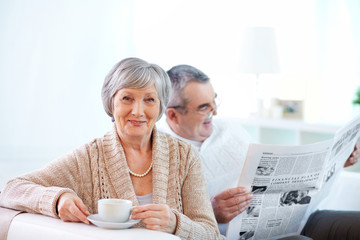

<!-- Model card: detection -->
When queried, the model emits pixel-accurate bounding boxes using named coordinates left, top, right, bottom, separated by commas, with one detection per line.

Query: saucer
left=87, top=214, right=140, bottom=229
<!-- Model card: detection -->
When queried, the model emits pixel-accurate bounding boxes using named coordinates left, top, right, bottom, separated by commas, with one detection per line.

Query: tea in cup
left=98, top=198, right=132, bottom=222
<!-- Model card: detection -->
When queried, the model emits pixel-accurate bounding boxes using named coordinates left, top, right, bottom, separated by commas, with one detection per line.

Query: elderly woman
left=0, top=58, right=223, bottom=239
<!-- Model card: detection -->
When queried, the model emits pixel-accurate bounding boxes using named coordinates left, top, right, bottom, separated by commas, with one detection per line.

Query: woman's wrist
left=169, top=210, right=177, bottom=233
left=168, top=209, right=180, bottom=234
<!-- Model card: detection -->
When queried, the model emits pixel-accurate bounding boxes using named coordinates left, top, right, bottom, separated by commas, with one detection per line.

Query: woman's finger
left=68, top=203, right=89, bottom=224
left=132, top=204, right=176, bottom=233
left=57, top=192, right=89, bottom=224
left=74, top=197, right=90, bottom=215
left=59, top=207, right=81, bottom=222
left=132, top=208, right=165, bottom=220
left=133, top=204, right=164, bottom=212
left=141, top=217, right=162, bottom=225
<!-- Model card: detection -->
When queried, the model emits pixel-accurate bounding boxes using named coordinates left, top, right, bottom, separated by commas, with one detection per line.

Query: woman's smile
left=128, top=119, right=147, bottom=126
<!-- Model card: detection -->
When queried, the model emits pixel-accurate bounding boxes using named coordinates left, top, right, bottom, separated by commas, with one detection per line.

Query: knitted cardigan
left=0, top=126, right=223, bottom=240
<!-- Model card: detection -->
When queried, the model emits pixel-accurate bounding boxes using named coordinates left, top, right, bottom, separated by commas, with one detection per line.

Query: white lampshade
left=239, top=27, right=280, bottom=74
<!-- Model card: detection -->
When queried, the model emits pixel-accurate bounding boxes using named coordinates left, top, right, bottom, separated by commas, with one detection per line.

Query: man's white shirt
left=157, top=117, right=252, bottom=235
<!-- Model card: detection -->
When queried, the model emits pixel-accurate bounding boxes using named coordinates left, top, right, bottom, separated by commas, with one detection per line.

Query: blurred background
left=1, top=0, right=360, bottom=188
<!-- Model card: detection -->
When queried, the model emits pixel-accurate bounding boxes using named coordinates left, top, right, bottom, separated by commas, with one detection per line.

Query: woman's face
left=112, top=85, right=160, bottom=142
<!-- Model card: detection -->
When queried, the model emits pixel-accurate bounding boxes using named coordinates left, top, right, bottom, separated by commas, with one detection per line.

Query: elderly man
left=157, top=64, right=253, bottom=235
left=157, top=64, right=360, bottom=238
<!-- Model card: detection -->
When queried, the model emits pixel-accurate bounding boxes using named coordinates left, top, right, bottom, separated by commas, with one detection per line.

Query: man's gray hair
left=101, top=57, right=171, bottom=121
left=167, top=65, right=210, bottom=108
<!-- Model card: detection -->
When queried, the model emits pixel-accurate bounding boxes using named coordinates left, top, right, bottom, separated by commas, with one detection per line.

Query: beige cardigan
left=0, top=126, right=223, bottom=240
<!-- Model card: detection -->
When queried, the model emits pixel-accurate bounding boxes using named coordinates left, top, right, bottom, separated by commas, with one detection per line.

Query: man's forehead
left=184, top=82, right=215, bottom=103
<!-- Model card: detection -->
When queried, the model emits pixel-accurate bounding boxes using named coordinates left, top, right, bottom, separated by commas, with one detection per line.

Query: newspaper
left=227, top=115, right=360, bottom=240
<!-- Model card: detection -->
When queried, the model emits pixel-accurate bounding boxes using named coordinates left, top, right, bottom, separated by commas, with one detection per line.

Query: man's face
left=175, top=81, right=217, bottom=142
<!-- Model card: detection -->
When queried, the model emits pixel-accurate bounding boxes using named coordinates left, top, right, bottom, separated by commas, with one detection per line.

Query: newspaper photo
left=227, top=114, right=360, bottom=240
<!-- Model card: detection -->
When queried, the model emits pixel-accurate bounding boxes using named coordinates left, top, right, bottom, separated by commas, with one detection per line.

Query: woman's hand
left=57, top=192, right=90, bottom=224
left=131, top=204, right=177, bottom=233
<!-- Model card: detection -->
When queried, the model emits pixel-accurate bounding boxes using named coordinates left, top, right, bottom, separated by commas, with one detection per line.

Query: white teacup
left=98, top=198, right=133, bottom=222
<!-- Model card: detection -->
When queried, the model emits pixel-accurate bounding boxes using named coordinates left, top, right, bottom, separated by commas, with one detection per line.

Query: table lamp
left=239, top=27, right=280, bottom=116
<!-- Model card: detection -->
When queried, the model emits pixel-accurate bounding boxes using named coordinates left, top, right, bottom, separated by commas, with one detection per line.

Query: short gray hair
left=167, top=65, right=210, bottom=108
left=101, top=57, right=171, bottom=121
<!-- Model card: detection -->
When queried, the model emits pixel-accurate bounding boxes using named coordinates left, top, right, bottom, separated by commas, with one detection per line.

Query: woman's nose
left=132, top=101, right=144, bottom=116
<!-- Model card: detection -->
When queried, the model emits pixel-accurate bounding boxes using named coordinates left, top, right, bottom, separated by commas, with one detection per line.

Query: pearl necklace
left=128, top=161, right=153, bottom=177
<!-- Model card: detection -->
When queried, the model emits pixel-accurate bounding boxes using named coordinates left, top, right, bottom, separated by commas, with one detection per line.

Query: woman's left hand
left=131, top=204, right=177, bottom=234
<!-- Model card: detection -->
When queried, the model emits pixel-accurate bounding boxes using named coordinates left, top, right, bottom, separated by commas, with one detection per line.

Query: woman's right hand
left=57, top=192, right=90, bottom=224
left=131, top=204, right=177, bottom=233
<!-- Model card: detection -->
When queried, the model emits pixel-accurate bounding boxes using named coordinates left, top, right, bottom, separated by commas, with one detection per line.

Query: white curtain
left=345, top=0, right=360, bottom=77
left=309, top=0, right=360, bottom=123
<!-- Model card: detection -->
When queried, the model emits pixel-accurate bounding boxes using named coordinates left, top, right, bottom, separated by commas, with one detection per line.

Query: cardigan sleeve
left=0, top=143, right=94, bottom=218
left=174, top=145, right=225, bottom=240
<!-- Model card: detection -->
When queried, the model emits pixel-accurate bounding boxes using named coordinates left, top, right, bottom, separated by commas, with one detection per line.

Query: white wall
left=1, top=0, right=359, bottom=189
left=132, top=0, right=360, bottom=124
left=0, top=0, right=134, bottom=188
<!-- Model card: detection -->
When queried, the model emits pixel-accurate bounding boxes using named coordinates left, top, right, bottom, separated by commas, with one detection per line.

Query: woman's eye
left=145, top=98, right=155, bottom=103
left=122, top=96, right=132, bottom=102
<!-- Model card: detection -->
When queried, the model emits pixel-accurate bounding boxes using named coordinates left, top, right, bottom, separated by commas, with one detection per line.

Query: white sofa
left=318, top=170, right=360, bottom=211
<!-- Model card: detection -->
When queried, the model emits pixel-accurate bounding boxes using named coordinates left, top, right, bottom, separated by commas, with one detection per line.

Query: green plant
left=353, top=88, right=360, bottom=105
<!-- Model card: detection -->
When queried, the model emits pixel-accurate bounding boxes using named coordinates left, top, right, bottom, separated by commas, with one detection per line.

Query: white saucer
left=87, top=214, right=140, bottom=229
